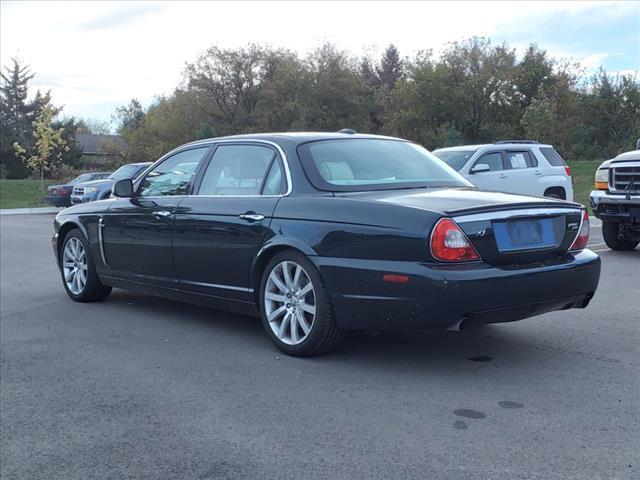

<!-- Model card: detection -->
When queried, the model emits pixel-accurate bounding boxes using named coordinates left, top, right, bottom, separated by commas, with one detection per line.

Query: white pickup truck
left=590, top=143, right=640, bottom=250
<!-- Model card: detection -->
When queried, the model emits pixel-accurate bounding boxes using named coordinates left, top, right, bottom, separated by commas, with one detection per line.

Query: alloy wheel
left=264, top=260, right=316, bottom=345
left=62, top=237, right=88, bottom=295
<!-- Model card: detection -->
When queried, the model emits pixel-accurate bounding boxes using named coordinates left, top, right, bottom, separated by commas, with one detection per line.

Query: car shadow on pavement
left=103, top=289, right=533, bottom=370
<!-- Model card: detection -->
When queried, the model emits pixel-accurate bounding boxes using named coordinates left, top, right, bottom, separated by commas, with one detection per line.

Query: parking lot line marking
left=592, top=248, right=611, bottom=252
left=587, top=242, right=607, bottom=247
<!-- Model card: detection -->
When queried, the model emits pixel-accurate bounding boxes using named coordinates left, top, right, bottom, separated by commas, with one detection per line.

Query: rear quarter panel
left=269, top=196, right=440, bottom=262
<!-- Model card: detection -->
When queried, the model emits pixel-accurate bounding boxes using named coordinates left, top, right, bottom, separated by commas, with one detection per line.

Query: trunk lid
left=452, top=207, right=584, bottom=266
left=338, top=187, right=584, bottom=265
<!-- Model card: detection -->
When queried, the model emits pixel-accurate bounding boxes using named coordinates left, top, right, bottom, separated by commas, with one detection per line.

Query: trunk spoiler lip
left=451, top=205, right=584, bottom=224
left=446, top=200, right=582, bottom=216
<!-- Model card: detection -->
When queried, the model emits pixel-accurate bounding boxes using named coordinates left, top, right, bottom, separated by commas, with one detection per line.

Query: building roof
left=76, top=134, right=128, bottom=155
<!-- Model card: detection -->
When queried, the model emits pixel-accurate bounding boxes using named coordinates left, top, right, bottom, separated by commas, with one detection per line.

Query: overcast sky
left=1, top=1, right=638, bottom=126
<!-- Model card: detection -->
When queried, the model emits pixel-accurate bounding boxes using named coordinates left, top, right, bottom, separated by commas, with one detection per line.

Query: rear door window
left=506, top=151, right=537, bottom=169
left=539, top=147, right=567, bottom=166
left=197, top=144, right=279, bottom=196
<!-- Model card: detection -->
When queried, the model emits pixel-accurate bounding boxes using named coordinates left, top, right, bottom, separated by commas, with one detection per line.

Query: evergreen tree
left=0, top=59, right=47, bottom=178
left=376, top=44, right=403, bottom=90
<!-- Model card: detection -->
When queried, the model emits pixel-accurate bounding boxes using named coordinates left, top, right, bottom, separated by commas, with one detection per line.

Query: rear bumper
left=313, top=250, right=601, bottom=332
left=70, top=193, right=98, bottom=204
left=44, top=195, right=70, bottom=207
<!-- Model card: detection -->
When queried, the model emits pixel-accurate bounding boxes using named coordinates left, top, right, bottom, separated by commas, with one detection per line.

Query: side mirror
left=113, top=179, right=134, bottom=198
left=470, top=164, right=491, bottom=174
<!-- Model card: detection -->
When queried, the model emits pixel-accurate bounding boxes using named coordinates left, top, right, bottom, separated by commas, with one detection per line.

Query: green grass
left=567, top=159, right=602, bottom=211
left=0, top=179, right=57, bottom=209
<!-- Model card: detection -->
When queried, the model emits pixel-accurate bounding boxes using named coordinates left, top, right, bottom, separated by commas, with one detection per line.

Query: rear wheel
left=259, top=251, right=345, bottom=356
left=602, top=220, right=639, bottom=250
left=60, top=229, right=112, bottom=301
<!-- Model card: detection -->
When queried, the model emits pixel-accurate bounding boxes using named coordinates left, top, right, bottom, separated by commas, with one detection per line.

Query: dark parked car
left=45, top=172, right=111, bottom=206
left=70, top=162, right=151, bottom=204
left=52, top=132, right=600, bottom=356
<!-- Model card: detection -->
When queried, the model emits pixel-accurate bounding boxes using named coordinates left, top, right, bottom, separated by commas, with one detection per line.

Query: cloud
left=1, top=1, right=635, bottom=122
left=581, top=53, right=612, bottom=70
left=78, top=2, right=165, bottom=30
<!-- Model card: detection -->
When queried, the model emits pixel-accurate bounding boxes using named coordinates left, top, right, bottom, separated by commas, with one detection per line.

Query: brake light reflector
left=565, top=166, right=572, bottom=176
left=430, top=218, right=480, bottom=262
left=569, top=210, right=590, bottom=251
left=382, top=274, right=409, bottom=283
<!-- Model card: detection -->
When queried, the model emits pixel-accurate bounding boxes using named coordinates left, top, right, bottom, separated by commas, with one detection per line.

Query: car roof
left=433, top=144, right=492, bottom=152
left=182, top=132, right=405, bottom=148
left=435, top=143, right=553, bottom=152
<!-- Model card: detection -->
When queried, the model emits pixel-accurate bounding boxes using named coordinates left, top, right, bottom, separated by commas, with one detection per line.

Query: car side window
left=198, top=144, right=279, bottom=196
left=506, top=151, right=537, bottom=169
left=138, top=147, right=209, bottom=197
left=474, top=152, right=504, bottom=171
left=261, top=160, right=285, bottom=195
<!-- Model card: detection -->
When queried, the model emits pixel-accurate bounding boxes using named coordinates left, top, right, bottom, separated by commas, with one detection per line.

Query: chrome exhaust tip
left=446, top=317, right=469, bottom=332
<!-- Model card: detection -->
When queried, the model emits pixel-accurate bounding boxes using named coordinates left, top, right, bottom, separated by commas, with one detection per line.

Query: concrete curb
left=0, top=207, right=62, bottom=215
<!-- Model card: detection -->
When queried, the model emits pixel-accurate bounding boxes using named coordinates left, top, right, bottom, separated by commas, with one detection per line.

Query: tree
left=114, top=98, right=145, bottom=133
left=76, top=118, right=112, bottom=135
left=108, top=39, right=640, bottom=162
left=14, top=101, right=68, bottom=192
left=521, top=92, right=554, bottom=142
left=303, top=43, right=370, bottom=131
left=0, top=58, right=48, bottom=178
left=377, top=44, right=403, bottom=90
left=186, top=44, right=272, bottom=134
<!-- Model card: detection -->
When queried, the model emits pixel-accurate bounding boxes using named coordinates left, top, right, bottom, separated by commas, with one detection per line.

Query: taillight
left=569, top=210, right=590, bottom=251
left=565, top=166, right=572, bottom=176
left=430, top=218, right=480, bottom=262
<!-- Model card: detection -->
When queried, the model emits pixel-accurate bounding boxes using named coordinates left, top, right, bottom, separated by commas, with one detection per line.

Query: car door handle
left=152, top=210, right=172, bottom=219
left=499, top=173, right=508, bottom=178
left=239, top=213, right=265, bottom=222
left=534, top=171, right=543, bottom=176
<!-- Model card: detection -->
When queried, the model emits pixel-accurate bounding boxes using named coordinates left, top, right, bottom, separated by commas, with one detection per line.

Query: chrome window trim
left=452, top=207, right=583, bottom=223
left=175, top=138, right=293, bottom=197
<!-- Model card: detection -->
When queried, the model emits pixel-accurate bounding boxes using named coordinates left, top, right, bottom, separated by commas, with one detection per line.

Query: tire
left=545, top=193, right=562, bottom=200
left=602, top=220, right=639, bottom=251
left=60, top=229, right=112, bottom=302
left=259, top=250, right=345, bottom=357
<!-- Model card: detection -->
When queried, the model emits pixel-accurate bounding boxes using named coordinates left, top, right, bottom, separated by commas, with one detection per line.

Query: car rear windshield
left=432, top=149, right=477, bottom=171
left=539, top=147, right=567, bottom=166
left=298, top=139, right=472, bottom=191
left=71, top=173, right=93, bottom=183
left=109, top=164, right=145, bottom=181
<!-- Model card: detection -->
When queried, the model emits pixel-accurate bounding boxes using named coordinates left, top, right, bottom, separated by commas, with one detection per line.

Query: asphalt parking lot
left=1, top=214, right=638, bottom=480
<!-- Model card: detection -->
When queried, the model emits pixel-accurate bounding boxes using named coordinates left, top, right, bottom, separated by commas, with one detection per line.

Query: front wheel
left=602, top=220, right=639, bottom=250
left=259, top=251, right=345, bottom=356
left=60, top=229, right=112, bottom=301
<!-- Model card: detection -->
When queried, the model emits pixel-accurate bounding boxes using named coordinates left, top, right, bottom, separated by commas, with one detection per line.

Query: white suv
left=433, top=141, right=573, bottom=201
